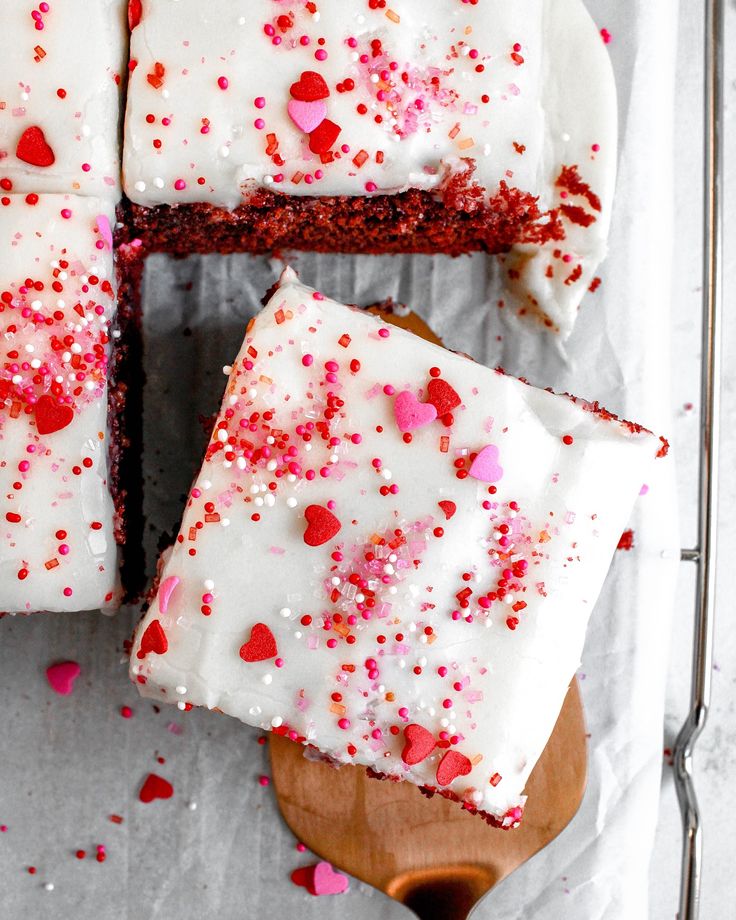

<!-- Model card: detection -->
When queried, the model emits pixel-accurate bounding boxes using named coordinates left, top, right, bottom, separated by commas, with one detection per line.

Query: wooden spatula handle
left=387, top=865, right=492, bottom=920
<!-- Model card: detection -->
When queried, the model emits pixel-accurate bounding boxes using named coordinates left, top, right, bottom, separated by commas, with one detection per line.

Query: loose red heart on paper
left=46, top=661, right=81, bottom=696
left=436, top=750, right=473, bottom=787
left=291, top=862, right=349, bottom=896
left=308, top=119, right=341, bottom=155
left=290, top=866, right=315, bottom=892
left=239, top=623, right=278, bottom=663
left=438, top=500, right=457, bottom=521
left=34, top=395, right=74, bottom=435
left=139, top=772, right=174, bottom=804
left=16, top=126, right=56, bottom=168
left=427, top=378, right=461, bottom=417
left=468, top=444, right=503, bottom=483
left=128, top=0, right=142, bottom=29
left=303, top=504, right=341, bottom=547
left=401, top=723, right=436, bottom=766
left=393, top=390, right=438, bottom=433
left=137, top=619, right=168, bottom=659
left=289, top=70, right=330, bottom=101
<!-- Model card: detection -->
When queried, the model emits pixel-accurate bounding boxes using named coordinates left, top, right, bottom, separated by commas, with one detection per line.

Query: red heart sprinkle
left=34, top=395, right=73, bottom=435
left=436, top=750, right=473, bottom=787
left=427, top=379, right=461, bottom=417
left=239, top=623, right=278, bottom=662
left=139, top=772, right=174, bottom=804
left=303, top=504, right=341, bottom=547
left=290, top=70, right=330, bottom=101
left=291, top=867, right=315, bottom=893
left=137, top=619, right=168, bottom=659
left=401, top=723, right=436, bottom=766
left=46, top=661, right=81, bottom=696
left=309, top=119, right=341, bottom=155
left=128, top=0, right=142, bottom=29
left=16, top=126, right=55, bottom=168
left=438, top=500, right=457, bottom=521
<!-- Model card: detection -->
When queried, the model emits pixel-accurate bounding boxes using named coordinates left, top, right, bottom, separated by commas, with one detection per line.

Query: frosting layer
left=130, top=269, right=656, bottom=822
left=0, top=194, right=119, bottom=613
left=0, top=0, right=127, bottom=199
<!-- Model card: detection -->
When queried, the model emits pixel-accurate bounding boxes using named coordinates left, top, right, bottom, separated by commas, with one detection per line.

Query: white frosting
left=130, top=269, right=657, bottom=822
left=122, top=0, right=615, bottom=336
left=0, top=195, right=119, bottom=613
left=501, top=0, right=617, bottom=336
left=0, top=0, right=127, bottom=199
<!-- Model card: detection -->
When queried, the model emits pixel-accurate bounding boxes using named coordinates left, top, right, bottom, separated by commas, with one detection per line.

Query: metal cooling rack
left=672, top=0, right=724, bottom=917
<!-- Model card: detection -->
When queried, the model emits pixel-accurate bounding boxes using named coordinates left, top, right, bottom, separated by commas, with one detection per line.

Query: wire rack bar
left=672, top=0, right=724, bottom=916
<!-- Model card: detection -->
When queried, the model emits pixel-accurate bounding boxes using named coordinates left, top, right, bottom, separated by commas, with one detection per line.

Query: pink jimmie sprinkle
left=96, top=213, right=113, bottom=250
left=158, top=576, right=180, bottom=614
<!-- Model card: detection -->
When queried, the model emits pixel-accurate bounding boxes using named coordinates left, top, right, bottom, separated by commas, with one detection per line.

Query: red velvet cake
left=123, top=0, right=617, bottom=337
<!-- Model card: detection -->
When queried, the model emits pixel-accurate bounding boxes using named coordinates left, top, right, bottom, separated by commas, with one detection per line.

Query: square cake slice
left=130, top=268, right=660, bottom=825
left=0, top=1, right=127, bottom=199
left=123, top=0, right=616, bottom=336
left=0, top=194, right=120, bottom=613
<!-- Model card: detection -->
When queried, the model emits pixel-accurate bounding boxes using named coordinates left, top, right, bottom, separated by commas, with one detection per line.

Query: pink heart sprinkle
left=158, top=575, right=180, bottom=615
left=468, top=444, right=504, bottom=483
left=46, top=661, right=81, bottom=695
left=312, top=861, right=350, bottom=896
left=394, top=390, right=438, bottom=433
left=287, top=98, right=327, bottom=134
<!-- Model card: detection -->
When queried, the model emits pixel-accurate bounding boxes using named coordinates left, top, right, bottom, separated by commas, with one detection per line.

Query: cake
left=123, top=0, right=616, bottom=337
left=129, top=269, right=660, bottom=826
left=0, top=194, right=121, bottom=614
left=0, top=0, right=128, bottom=199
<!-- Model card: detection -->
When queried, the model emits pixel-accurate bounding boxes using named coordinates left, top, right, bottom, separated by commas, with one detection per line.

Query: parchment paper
left=0, top=2, right=679, bottom=918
